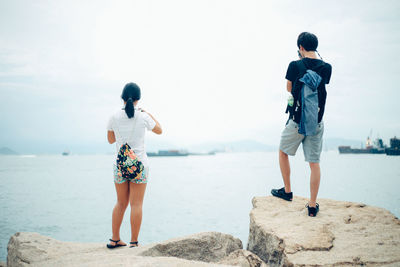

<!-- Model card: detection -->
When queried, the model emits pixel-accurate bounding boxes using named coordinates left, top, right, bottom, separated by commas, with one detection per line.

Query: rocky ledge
left=247, top=196, right=400, bottom=266
left=6, top=196, right=400, bottom=266
left=7, top=231, right=265, bottom=267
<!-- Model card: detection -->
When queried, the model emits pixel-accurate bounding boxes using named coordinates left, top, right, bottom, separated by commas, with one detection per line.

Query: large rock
left=218, top=249, right=269, bottom=267
left=7, top=232, right=239, bottom=267
left=247, top=196, right=400, bottom=266
left=139, top=231, right=243, bottom=262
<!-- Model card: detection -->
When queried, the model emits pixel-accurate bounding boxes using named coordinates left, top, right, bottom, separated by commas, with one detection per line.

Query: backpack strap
left=126, top=115, right=139, bottom=144
left=296, top=60, right=308, bottom=77
left=288, top=61, right=308, bottom=122
left=113, top=111, right=139, bottom=145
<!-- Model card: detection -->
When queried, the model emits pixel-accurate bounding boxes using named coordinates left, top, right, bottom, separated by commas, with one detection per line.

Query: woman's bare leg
left=111, top=181, right=130, bottom=246
left=129, top=183, right=147, bottom=244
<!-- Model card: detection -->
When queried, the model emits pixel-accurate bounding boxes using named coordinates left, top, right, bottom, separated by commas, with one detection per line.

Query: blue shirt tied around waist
left=299, top=69, right=322, bottom=136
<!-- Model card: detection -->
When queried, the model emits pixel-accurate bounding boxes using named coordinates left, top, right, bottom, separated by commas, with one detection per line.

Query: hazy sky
left=1, top=0, right=399, bottom=153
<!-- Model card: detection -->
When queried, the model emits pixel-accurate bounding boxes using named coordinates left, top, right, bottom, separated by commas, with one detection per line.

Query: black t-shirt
left=285, top=58, right=332, bottom=123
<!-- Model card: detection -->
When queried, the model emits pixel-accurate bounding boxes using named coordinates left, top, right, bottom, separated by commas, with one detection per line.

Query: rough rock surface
left=7, top=232, right=239, bottom=267
left=218, top=249, right=269, bottom=267
left=247, top=196, right=400, bottom=266
left=0, top=261, right=6, bottom=267
left=139, top=231, right=242, bottom=262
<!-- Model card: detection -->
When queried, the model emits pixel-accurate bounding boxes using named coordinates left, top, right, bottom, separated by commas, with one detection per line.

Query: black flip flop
left=306, top=203, right=319, bottom=217
left=130, top=241, right=139, bottom=248
left=106, top=239, right=127, bottom=249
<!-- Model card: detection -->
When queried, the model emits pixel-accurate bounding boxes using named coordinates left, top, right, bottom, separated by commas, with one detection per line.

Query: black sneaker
left=271, top=187, right=293, bottom=201
left=306, top=203, right=319, bottom=217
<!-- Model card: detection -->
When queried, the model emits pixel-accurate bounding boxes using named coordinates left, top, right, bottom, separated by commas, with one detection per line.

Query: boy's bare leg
left=309, top=162, right=320, bottom=207
left=279, top=150, right=291, bottom=193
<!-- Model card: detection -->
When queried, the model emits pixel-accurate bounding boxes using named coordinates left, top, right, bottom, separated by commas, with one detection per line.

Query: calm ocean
left=0, top=151, right=399, bottom=261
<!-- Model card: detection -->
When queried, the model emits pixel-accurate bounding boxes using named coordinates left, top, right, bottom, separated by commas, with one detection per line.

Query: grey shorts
left=279, top=119, right=324, bottom=163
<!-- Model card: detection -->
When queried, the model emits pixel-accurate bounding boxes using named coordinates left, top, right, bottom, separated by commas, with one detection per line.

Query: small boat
left=62, top=150, right=70, bottom=156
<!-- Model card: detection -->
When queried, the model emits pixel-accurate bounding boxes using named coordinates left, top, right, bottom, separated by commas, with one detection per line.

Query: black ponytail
left=125, top=98, right=134, bottom=118
left=121, top=83, right=141, bottom=119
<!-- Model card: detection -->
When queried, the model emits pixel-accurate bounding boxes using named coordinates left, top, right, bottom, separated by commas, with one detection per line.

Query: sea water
left=0, top=151, right=399, bottom=261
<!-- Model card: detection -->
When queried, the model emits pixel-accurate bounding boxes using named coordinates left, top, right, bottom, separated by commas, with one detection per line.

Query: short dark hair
left=297, top=32, right=318, bottom=51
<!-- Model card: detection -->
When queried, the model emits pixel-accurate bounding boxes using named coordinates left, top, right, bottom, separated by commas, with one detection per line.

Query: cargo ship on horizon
left=338, top=136, right=399, bottom=155
left=147, top=150, right=189, bottom=157
left=338, top=136, right=385, bottom=154
left=147, top=149, right=217, bottom=157
left=385, top=137, right=400, bottom=156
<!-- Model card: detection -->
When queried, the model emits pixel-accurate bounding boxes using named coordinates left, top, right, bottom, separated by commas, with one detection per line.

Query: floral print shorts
left=113, top=164, right=148, bottom=184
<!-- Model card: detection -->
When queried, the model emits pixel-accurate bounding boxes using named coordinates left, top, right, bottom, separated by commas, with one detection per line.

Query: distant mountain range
left=0, top=147, right=18, bottom=155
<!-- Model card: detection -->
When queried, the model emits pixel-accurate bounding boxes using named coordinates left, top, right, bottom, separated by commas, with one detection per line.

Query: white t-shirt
left=107, top=108, right=156, bottom=167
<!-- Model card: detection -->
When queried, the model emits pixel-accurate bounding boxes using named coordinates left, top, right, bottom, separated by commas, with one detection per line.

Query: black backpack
left=286, top=60, right=326, bottom=123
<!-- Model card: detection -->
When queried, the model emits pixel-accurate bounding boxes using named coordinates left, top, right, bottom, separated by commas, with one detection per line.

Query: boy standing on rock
left=271, top=32, right=332, bottom=217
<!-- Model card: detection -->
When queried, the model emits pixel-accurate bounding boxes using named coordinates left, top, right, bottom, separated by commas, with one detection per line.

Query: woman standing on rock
left=106, top=82, right=162, bottom=248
